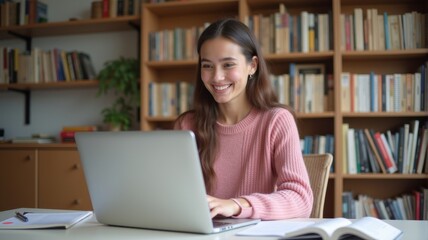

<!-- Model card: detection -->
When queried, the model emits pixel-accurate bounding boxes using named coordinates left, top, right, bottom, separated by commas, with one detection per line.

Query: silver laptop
left=75, top=130, right=260, bottom=234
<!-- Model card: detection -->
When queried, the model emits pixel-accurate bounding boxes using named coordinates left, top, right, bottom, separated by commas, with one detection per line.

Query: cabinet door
left=0, top=149, right=37, bottom=211
left=38, top=149, right=92, bottom=210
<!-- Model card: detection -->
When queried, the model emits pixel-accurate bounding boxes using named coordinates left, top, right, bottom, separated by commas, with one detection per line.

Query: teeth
left=214, top=85, right=230, bottom=90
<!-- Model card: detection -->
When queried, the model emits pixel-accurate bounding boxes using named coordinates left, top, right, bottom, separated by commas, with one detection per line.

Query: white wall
left=0, top=0, right=139, bottom=139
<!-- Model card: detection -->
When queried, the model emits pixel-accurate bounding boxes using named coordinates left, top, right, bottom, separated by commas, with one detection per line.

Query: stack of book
left=60, top=125, right=98, bottom=143
left=12, top=134, right=56, bottom=144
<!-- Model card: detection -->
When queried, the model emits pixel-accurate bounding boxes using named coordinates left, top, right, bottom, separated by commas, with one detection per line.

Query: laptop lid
left=75, top=130, right=259, bottom=234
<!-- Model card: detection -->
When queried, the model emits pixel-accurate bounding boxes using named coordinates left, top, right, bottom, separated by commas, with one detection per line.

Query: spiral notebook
left=0, top=211, right=93, bottom=229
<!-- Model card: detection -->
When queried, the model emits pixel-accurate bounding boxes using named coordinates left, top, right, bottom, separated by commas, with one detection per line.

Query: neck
left=218, top=101, right=252, bottom=125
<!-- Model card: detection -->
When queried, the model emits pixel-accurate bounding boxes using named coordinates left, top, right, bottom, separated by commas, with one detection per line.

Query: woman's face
left=199, top=37, right=257, bottom=106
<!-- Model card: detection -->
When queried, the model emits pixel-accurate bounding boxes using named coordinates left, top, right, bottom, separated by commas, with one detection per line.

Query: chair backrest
left=303, top=153, right=333, bottom=218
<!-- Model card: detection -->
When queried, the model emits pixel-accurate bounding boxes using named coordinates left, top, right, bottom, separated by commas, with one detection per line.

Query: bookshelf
left=141, top=0, right=428, bottom=218
left=0, top=14, right=140, bottom=124
left=0, top=1, right=141, bottom=211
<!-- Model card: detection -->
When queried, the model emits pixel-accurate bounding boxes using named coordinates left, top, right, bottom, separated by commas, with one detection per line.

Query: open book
left=236, top=217, right=403, bottom=240
left=0, top=211, right=93, bottom=229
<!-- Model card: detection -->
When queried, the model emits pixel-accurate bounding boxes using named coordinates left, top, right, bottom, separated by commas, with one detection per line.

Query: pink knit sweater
left=176, top=107, right=313, bottom=220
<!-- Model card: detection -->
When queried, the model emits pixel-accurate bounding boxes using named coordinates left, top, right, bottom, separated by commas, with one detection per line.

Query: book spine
left=373, top=132, right=397, bottom=173
left=102, top=0, right=109, bottom=18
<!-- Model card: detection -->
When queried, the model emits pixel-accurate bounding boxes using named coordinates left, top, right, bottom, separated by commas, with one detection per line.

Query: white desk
left=0, top=208, right=427, bottom=240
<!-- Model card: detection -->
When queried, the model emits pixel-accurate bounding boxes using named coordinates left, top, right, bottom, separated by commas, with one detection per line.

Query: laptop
left=75, top=130, right=260, bottom=234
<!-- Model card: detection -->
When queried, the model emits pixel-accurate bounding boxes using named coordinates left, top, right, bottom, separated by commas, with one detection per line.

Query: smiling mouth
left=213, top=84, right=232, bottom=91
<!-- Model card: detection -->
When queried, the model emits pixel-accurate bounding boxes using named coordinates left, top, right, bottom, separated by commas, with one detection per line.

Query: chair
left=303, top=153, right=333, bottom=218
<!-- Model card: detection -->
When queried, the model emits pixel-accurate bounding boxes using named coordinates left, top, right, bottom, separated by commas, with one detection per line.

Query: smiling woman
left=174, top=18, right=313, bottom=221
left=199, top=37, right=257, bottom=114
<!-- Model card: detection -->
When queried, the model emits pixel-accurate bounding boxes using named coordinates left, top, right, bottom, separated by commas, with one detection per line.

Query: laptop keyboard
left=212, top=220, right=233, bottom=227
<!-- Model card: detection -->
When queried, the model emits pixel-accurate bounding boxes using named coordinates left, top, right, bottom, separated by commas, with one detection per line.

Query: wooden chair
left=303, top=153, right=333, bottom=218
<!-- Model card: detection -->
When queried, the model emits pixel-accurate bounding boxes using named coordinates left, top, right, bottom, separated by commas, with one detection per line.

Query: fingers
left=206, top=195, right=237, bottom=218
left=207, top=196, right=220, bottom=218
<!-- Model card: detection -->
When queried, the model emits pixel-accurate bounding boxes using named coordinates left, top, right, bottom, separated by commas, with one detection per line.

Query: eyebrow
left=200, top=57, right=238, bottom=62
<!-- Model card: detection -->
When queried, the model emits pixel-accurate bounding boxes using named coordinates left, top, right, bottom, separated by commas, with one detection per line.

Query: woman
left=175, top=18, right=313, bottom=220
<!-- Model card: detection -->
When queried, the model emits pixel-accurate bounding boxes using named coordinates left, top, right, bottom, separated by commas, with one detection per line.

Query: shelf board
left=343, top=112, right=428, bottom=118
left=342, top=49, right=428, bottom=60
left=247, top=0, right=331, bottom=9
left=265, top=51, right=334, bottom=62
left=297, top=112, right=335, bottom=118
left=145, top=60, right=197, bottom=69
left=0, top=16, right=140, bottom=39
left=0, top=143, right=77, bottom=148
left=343, top=173, right=428, bottom=179
left=145, top=0, right=238, bottom=16
left=341, top=0, right=422, bottom=5
left=0, top=80, right=99, bottom=90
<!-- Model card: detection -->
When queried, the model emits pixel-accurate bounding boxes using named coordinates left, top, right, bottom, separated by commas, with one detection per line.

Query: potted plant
left=97, top=57, right=140, bottom=131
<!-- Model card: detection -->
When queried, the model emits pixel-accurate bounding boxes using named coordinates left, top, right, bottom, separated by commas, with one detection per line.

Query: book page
left=331, top=217, right=403, bottom=240
left=236, top=221, right=314, bottom=237
left=284, top=218, right=352, bottom=239
left=0, top=211, right=93, bottom=229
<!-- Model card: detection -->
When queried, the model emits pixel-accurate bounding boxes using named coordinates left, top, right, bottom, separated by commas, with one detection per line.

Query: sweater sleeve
left=235, top=109, right=313, bottom=220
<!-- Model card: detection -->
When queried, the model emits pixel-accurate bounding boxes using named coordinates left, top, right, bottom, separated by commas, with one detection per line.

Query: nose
left=213, top=67, right=225, bottom=81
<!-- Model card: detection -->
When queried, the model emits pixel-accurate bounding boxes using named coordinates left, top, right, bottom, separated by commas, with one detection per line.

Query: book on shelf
left=109, top=0, right=118, bottom=18
left=0, top=211, right=92, bottom=229
left=107, top=0, right=141, bottom=17
left=0, top=0, right=50, bottom=26
left=60, top=125, right=98, bottom=143
left=416, top=128, right=428, bottom=174
left=340, top=72, right=351, bottom=112
left=346, top=128, right=358, bottom=174
left=149, top=24, right=205, bottom=61
left=148, top=81, right=194, bottom=117
left=340, top=63, right=428, bottom=113
left=342, top=189, right=428, bottom=220
left=245, top=3, right=331, bottom=54
left=343, top=120, right=428, bottom=174
left=374, top=132, right=398, bottom=173
left=288, top=63, right=329, bottom=113
left=62, top=125, right=98, bottom=132
left=36, top=0, right=48, bottom=23
left=0, top=47, right=97, bottom=84
left=236, top=216, right=402, bottom=240
left=340, top=8, right=426, bottom=51
left=11, top=137, right=55, bottom=144
left=300, top=135, right=335, bottom=172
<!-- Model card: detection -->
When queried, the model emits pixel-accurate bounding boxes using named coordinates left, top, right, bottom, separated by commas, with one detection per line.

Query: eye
left=224, top=62, right=236, bottom=68
left=201, top=63, right=213, bottom=69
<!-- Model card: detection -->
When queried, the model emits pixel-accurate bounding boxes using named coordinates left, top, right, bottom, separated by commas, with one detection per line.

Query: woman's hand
left=207, top=195, right=247, bottom=218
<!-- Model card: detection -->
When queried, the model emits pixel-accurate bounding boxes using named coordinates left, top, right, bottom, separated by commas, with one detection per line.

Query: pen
left=15, top=211, right=28, bottom=222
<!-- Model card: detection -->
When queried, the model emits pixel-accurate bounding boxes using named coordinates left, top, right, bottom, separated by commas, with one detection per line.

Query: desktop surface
left=0, top=208, right=427, bottom=240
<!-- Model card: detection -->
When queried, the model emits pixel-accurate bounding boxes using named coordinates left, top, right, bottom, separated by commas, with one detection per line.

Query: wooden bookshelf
left=0, top=16, right=140, bottom=40
left=141, top=0, right=428, bottom=218
left=0, top=80, right=99, bottom=90
left=0, top=14, right=141, bottom=124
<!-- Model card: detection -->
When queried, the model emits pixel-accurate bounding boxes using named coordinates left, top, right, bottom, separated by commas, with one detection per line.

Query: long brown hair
left=176, top=18, right=293, bottom=192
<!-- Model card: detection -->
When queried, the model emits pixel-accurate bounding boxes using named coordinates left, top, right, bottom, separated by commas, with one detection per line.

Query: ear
left=249, top=56, right=258, bottom=74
